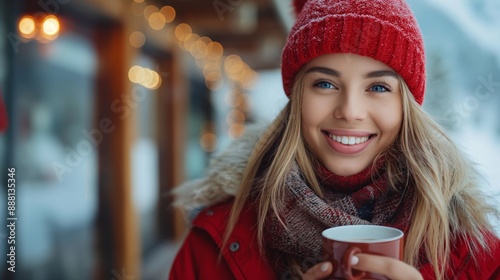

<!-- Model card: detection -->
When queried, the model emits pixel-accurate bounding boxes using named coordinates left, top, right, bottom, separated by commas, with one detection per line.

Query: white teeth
left=328, top=134, right=370, bottom=145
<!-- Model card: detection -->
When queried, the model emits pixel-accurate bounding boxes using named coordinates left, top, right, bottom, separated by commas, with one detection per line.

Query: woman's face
left=301, top=53, right=402, bottom=176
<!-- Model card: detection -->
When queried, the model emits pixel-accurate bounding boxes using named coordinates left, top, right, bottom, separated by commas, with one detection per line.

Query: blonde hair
left=223, top=68, right=499, bottom=279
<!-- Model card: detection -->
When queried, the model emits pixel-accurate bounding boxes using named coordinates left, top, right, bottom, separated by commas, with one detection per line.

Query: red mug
left=322, top=225, right=404, bottom=280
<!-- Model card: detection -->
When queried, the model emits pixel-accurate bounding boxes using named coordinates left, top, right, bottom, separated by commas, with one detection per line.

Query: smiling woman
left=301, top=54, right=402, bottom=176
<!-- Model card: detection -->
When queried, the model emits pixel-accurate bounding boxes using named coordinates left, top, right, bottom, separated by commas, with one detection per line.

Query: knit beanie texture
left=282, top=0, right=426, bottom=104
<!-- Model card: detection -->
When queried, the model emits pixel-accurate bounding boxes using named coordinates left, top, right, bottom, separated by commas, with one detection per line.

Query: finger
left=352, top=254, right=423, bottom=280
left=303, top=262, right=333, bottom=280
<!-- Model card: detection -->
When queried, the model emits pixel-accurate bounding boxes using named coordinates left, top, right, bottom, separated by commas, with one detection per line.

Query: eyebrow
left=305, top=66, right=398, bottom=79
left=306, top=66, right=341, bottom=77
left=363, top=70, right=398, bottom=79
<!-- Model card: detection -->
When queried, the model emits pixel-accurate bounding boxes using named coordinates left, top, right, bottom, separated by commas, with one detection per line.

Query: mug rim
left=322, top=225, right=404, bottom=243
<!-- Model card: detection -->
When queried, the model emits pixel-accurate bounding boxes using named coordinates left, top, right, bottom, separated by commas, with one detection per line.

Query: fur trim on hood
left=172, top=124, right=267, bottom=212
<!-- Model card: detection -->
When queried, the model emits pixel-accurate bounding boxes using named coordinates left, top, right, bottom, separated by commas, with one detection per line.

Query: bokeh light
left=129, top=31, right=146, bottom=48
left=143, top=5, right=159, bottom=21
left=207, top=42, right=224, bottom=59
left=199, top=132, right=217, bottom=152
left=42, top=16, right=60, bottom=35
left=18, top=16, right=36, bottom=39
left=226, top=109, right=246, bottom=125
left=182, top=33, right=199, bottom=51
left=228, top=123, right=246, bottom=138
left=41, top=15, right=60, bottom=40
left=160, top=6, right=176, bottom=23
left=175, top=23, right=192, bottom=41
left=148, top=12, right=166, bottom=30
left=128, top=66, right=162, bottom=89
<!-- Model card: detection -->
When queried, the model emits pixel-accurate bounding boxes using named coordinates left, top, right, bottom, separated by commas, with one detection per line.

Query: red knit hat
left=281, top=0, right=426, bottom=104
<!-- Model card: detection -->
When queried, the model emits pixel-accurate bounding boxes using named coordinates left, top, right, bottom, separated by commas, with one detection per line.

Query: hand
left=351, top=253, right=423, bottom=280
left=303, top=261, right=333, bottom=280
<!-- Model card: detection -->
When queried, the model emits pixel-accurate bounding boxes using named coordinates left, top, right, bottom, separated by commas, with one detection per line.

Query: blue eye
left=370, top=85, right=389, bottom=92
left=315, top=81, right=335, bottom=89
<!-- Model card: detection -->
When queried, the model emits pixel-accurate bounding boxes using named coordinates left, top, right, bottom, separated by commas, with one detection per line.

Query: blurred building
left=0, top=0, right=287, bottom=279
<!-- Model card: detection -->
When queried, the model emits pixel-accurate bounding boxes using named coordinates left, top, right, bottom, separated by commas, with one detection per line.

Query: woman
left=170, top=0, right=500, bottom=279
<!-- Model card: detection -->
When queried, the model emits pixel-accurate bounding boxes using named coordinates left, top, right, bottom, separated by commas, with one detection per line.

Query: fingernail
left=351, top=256, right=359, bottom=266
left=320, top=262, right=330, bottom=272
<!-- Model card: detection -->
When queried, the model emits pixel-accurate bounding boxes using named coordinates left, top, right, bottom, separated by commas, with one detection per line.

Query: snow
left=421, top=0, right=500, bottom=66
left=454, top=125, right=500, bottom=232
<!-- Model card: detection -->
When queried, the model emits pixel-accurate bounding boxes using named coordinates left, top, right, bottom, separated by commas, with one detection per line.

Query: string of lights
left=16, top=0, right=257, bottom=150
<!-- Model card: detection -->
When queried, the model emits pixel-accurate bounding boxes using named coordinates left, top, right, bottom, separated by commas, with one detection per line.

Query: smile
left=328, top=134, right=369, bottom=145
left=321, top=130, right=376, bottom=155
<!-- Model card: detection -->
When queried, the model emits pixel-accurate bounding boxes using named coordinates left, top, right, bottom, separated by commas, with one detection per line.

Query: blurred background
left=0, top=0, right=499, bottom=279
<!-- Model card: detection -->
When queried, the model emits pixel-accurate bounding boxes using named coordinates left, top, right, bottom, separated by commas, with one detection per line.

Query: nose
left=333, top=91, right=366, bottom=122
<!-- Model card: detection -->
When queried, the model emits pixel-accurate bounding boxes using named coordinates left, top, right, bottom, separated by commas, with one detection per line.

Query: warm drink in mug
left=322, top=225, right=404, bottom=280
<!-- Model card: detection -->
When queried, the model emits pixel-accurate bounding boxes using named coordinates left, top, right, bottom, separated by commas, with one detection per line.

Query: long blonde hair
left=224, top=68, right=499, bottom=278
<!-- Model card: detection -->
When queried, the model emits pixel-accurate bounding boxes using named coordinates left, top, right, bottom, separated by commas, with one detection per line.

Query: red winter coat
left=169, top=201, right=500, bottom=280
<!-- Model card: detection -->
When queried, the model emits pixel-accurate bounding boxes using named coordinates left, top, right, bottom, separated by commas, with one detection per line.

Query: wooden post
left=156, top=51, right=188, bottom=242
left=95, top=21, right=140, bottom=280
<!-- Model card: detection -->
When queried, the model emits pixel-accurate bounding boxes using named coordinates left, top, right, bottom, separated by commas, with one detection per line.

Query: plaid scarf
left=264, top=162, right=414, bottom=273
